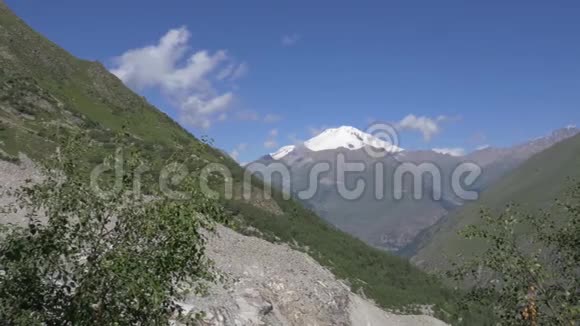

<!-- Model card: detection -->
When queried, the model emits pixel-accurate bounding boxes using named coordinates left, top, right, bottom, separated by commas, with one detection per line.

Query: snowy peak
left=270, top=126, right=403, bottom=159
left=305, top=126, right=401, bottom=152
left=270, top=145, right=296, bottom=160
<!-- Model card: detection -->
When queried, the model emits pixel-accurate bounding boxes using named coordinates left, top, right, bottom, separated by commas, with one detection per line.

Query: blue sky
left=7, top=0, right=580, bottom=162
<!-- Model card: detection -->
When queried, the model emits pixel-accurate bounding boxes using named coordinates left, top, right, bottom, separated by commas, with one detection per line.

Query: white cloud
left=110, top=27, right=242, bottom=129
left=179, top=92, right=233, bottom=128
left=432, top=147, right=466, bottom=156
left=281, top=33, right=301, bottom=46
left=230, top=142, right=248, bottom=161
left=217, top=62, right=248, bottom=81
left=397, top=114, right=441, bottom=141
left=230, top=63, right=248, bottom=80
left=182, top=92, right=233, bottom=115
left=476, top=144, right=490, bottom=150
left=217, top=64, right=235, bottom=81
left=110, top=27, right=226, bottom=92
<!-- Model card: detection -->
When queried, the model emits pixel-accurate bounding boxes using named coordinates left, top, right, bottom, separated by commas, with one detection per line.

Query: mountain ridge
left=409, top=132, right=580, bottom=271
left=252, top=125, right=579, bottom=252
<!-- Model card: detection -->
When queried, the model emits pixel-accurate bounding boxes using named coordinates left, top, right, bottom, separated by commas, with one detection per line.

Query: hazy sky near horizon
left=7, top=0, right=580, bottom=162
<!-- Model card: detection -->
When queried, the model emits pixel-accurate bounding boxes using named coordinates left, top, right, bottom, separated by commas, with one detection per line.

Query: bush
left=0, top=133, right=227, bottom=325
left=450, top=181, right=580, bottom=325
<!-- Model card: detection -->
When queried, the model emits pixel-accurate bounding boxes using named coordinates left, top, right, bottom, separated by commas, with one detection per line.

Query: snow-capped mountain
left=270, top=145, right=296, bottom=160
left=270, top=126, right=403, bottom=159
left=254, top=125, right=579, bottom=252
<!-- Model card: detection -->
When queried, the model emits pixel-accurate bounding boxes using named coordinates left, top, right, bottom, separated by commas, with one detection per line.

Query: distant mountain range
left=409, top=131, right=580, bottom=271
left=250, top=125, right=579, bottom=252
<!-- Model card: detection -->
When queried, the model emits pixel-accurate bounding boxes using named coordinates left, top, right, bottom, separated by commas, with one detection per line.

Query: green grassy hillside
left=411, top=133, right=580, bottom=271
left=0, top=3, right=489, bottom=323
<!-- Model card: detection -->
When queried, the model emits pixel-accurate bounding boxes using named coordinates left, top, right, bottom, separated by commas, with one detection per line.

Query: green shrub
left=449, top=181, right=580, bottom=325
left=0, top=134, right=227, bottom=325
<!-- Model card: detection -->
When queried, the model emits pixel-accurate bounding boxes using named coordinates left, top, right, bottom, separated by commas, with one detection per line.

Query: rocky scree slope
left=0, top=156, right=447, bottom=326
left=179, top=225, right=448, bottom=326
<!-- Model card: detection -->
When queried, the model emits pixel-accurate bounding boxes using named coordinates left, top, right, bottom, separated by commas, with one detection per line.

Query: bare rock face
left=178, top=226, right=448, bottom=326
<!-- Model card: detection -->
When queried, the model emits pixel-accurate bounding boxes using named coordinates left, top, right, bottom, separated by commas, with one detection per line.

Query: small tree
left=450, top=181, right=580, bottom=325
left=0, top=133, right=227, bottom=325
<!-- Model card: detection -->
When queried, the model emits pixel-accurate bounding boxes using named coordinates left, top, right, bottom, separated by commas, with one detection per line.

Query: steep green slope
left=411, top=133, right=580, bottom=271
left=0, top=3, right=485, bottom=323
left=0, top=2, right=226, bottom=166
